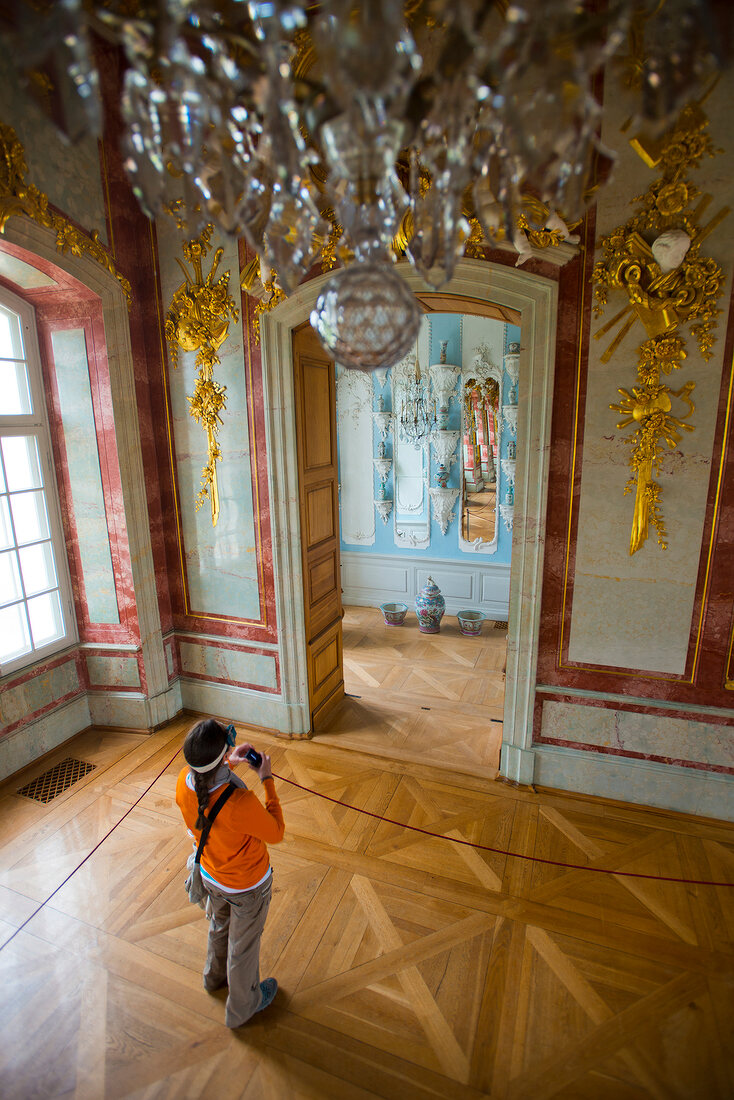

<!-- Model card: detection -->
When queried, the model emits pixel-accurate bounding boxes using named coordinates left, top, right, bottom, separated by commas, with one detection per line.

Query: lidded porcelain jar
left=415, top=576, right=445, bottom=634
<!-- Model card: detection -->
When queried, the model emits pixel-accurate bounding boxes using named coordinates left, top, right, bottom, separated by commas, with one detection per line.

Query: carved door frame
left=260, top=260, right=557, bottom=783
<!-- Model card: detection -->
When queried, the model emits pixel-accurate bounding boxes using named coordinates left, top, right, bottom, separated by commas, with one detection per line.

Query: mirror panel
left=460, top=354, right=502, bottom=552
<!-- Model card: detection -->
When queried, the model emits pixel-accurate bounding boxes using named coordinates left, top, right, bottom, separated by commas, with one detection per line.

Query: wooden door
left=292, top=322, right=344, bottom=729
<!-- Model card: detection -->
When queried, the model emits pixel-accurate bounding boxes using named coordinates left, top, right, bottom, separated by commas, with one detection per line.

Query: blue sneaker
left=255, top=977, right=278, bottom=1013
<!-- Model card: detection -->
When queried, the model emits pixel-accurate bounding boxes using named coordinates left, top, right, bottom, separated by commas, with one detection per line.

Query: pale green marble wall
left=86, top=654, right=140, bottom=688
left=156, top=217, right=261, bottom=621
left=179, top=642, right=277, bottom=689
left=0, top=659, right=80, bottom=726
left=52, top=328, right=119, bottom=624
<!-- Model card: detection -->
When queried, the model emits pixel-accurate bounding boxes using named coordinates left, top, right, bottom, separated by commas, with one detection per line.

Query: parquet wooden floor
left=314, top=605, right=506, bottom=778
left=2, top=716, right=733, bottom=1098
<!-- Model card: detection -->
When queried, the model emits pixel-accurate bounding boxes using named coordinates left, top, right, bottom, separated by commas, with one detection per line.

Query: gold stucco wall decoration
left=592, top=95, right=729, bottom=555
left=165, top=226, right=239, bottom=527
left=0, top=123, right=132, bottom=308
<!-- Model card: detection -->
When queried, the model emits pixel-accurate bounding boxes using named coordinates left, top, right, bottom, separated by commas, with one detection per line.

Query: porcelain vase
left=415, top=576, right=445, bottom=634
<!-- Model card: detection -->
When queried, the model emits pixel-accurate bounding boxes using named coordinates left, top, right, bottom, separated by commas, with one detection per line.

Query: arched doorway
left=261, top=259, right=558, bottom=786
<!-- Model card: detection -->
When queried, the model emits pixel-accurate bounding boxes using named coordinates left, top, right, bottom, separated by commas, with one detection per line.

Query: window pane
left=19, top=540, right=57, bottom=596
left=27, top=588, right=64, bottom=648
left=0, top=600, right=32, bottom=663
left=0, top=360, right=33, bottom=415
left=0, top=548, right=23, bottom=605
left=10, top=489, right=50, bottom=544
left=0, top=495, right=12, bottom=549
left=0, top=306, right=25, bottom=359
left=2, top=435, right=43, bottom=490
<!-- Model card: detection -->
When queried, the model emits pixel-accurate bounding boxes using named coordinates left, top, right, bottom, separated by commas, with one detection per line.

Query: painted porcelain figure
left=415, top=576, right=445, bottom=634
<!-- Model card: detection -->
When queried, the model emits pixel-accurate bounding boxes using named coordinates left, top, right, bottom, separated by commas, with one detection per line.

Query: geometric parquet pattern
left=2, top=709, right=733, bottom=1098
left=314, top=605, right=507, bottom=779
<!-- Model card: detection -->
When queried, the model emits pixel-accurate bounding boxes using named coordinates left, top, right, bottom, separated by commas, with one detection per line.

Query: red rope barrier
left=273, top=772, right=734, bottom=887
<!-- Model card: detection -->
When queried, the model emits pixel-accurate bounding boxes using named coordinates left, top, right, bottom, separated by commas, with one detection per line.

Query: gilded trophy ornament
left=0, top=123, right=131, bottom=308
left=591, top=93, right=729, bottom=555
left=165, top=226, right=239, bottom=526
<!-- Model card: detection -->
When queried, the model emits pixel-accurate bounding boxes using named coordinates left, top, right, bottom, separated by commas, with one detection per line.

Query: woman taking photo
left=175, top=718, right=285, bottom=1027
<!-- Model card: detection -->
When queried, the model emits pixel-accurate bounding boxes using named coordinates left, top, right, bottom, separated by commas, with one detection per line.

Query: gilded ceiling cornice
left=0, top=123, right=132, bottom=309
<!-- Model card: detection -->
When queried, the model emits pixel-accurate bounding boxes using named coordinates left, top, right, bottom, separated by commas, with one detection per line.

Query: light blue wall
left=338, top=315, right=521, bottom=567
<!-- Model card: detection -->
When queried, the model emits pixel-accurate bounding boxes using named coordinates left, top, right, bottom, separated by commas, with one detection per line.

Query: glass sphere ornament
left=310, top=262, right=421, bottom=371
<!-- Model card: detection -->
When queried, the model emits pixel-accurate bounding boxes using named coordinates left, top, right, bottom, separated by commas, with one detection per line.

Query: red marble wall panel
left=0, top=650, right=87, bottom=737
left=533, top=692, right=734, bottom=775
left=535, top=209, right=734, bottom=712
left=95, top=39, right=174, bottom=640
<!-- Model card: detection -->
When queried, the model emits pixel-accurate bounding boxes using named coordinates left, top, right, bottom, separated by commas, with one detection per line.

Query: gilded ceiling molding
left=592, top=94, right=729, bottom=555
left=0, top=123, right=132, bottom=309
left=165, top=225, right=239, bottom=527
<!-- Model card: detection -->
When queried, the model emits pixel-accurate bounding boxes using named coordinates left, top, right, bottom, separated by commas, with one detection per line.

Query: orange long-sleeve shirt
left=176, top=769, right=285, bottom=891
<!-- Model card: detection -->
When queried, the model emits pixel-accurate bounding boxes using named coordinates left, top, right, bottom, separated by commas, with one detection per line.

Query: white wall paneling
left=341, top=550, right=511, bottom=618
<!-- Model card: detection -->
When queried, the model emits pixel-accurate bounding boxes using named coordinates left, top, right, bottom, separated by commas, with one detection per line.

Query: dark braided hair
left=183, top=719, right=229, bottom=829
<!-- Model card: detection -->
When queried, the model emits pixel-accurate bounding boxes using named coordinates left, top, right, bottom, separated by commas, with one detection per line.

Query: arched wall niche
left=261, top=259, right=558, bottom=783
left=0, top=216, right=180, bottom=777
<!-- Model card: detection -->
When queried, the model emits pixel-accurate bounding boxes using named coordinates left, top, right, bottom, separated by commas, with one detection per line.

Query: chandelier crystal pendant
left=5, top=0, right=730, bottom=370
left=399, top=347, right=437, bottom=445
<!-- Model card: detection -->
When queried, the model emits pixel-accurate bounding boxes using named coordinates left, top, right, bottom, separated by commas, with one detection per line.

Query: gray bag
left=184, top=782, right=236, bottom=909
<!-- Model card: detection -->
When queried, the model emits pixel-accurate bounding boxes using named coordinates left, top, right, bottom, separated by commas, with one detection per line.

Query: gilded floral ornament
left=591, top=94, right=729, bottom=555
left=165, top=225, right=239, bottom=526
left=0, top=124, right=131, bottom=308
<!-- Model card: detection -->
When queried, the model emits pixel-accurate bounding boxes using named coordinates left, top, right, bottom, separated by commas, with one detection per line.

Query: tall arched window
left=0, top=287, right=76, bottom=673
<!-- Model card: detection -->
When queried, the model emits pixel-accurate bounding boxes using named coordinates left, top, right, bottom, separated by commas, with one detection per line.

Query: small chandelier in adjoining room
left=399, top=346, right=437, bottom=445
left=4, top=0, right=732, bottom=371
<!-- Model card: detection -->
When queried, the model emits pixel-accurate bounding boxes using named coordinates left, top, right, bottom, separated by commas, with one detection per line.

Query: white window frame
left=0, top=286, right=77, bottom=676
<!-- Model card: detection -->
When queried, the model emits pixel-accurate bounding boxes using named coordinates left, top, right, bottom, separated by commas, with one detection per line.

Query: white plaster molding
left=501, top=458, right=516, bottom=485
left=373, top=457, right=392, bottom=484
left=429, top=362, right=460, bottom=408
left=428, top=486, right=459, bottom=534
left=337, top=367, right=372, bottom=426
left=470, top=341, right=499, bottom=374
left=499, top=502, right=514, bottom=531
left=341, top=550, right=511, bottom=618
left=503, top=352, right=520, bottom=387
left=502, top=404, right=518, bottom=435
left=459, top=532, right=498, bottom=554
left=394, top=524, right=431, bottom=549
left=373, top=410, right=392, bottom=440
left=431, top=429, right=460, bottom=468
left=374, top=498, right=394, bottom=525
left=372, top=368, right=389, bottom=389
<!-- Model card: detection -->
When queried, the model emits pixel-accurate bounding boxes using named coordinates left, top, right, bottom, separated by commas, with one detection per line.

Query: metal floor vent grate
left=18, top=758, right=96, bottom=803
left=493, top=621, right=509, bottom=631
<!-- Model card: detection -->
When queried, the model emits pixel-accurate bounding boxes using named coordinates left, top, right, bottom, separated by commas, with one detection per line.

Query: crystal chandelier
left=4, top=1, right=730, bottom=370
left=399, top=346, right=437, bottom=444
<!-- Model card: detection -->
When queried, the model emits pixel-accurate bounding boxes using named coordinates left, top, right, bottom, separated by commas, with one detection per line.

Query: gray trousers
left=203, top=871, right=273, bottom=1027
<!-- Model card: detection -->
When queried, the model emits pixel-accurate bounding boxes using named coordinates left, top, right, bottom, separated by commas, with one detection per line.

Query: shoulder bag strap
left=194, top=781, right=237, bottom=865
